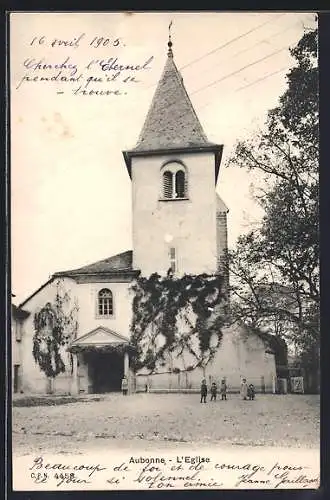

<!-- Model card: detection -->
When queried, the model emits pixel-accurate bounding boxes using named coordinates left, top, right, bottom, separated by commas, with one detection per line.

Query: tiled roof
left=20, top=252, right=135, bottom=307
left=54, top=250, right=134, bottom=276
left=133, top=54, right=214, bottom=151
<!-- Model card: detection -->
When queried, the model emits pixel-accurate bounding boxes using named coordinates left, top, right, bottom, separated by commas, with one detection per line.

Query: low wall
left=135, top=371, right=275, bottom=393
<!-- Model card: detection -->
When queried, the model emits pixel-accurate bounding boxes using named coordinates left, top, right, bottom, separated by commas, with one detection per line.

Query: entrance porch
left=68, top=326, right=133, bottom=395
left=85, top=351, right=125, bottom=393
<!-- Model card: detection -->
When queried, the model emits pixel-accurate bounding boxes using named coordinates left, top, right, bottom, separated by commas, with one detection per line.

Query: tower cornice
left=123, top=143, right=223, bottom=183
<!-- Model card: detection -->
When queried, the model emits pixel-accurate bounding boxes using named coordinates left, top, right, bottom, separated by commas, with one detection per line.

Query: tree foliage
left=227, top=28, right=319, bottom=378
left=32, top=280, right=79, bottom=379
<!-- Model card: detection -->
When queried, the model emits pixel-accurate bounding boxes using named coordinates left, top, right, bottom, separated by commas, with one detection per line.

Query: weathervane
left=168, top=20, right=173, bottom=57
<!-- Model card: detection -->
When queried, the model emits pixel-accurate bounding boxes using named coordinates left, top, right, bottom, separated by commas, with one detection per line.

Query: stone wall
left=76, top=281, right=132, bottom=339
left=135, top=323, right=277, bottom=393
left=216, top=210, right=229, bottom=289
left=12, top=316, right=23, bottom=393
left=18, top=277, right=77, bottom=394
left=17, top=276, right=134, bottom=394
left=131, top=152, right=218, bottom=277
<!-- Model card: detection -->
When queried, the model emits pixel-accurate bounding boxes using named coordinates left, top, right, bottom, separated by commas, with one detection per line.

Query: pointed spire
left=167, top=20, right=173, bottom=58
left=133, top=30, right=215, bottom=152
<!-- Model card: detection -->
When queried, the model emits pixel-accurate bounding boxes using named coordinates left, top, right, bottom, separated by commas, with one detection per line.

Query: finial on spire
left=168, top=20, right=173, bottom=57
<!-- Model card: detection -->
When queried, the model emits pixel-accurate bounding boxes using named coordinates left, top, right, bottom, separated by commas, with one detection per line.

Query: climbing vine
left=130, top=273, right=226, bottom=373
left=32, top=280, right=79, bottom=379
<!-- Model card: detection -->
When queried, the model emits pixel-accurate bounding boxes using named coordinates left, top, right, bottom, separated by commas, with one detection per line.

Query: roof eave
left=53, top=269, right=140, bottom=279
left=12, top=304, right=31, bottom=319
left=215, top=146, right=224, bottom=184
left=19, top=277, right=55, bottom=308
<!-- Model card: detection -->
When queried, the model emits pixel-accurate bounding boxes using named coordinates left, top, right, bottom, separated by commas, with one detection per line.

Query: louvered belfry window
left=163, top=171, right=173, bottom=198
left=162, top=166, right=186, bottom=199
left=98, top=288, right=113, bottom=316
left=175, top=170, right=185, bottom=198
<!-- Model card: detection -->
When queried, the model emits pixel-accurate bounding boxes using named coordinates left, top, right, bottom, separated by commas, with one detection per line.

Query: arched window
left=163, top=171, right=173, bottom=198
left=98, top=288, right=113, bottom=316
left=161, top=162, right=187, bottom=199
left=175, top=170, right=185, bottom=198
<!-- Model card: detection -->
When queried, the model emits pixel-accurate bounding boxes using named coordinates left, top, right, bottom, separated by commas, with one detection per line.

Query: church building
left=15, top=35, right=279, bottom=395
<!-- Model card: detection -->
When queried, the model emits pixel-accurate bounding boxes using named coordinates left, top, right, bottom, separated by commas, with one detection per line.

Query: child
left=220, top=378, right=227, bottom=400
left=247, top=383, right=255, bottom=401
left=121, top=375, right=128, bottom=396
left=210, top=382, right=217, bottom=401
left=200, top=379, right=207, bottom=403
left=240, top=378, right=248, bottom=400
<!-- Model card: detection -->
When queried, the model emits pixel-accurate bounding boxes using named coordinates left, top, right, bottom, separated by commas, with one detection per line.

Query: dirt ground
left=12, top=393, right=320, bottom=456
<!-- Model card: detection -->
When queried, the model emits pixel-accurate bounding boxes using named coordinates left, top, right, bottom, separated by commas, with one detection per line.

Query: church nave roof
left=53, top=250, right=135, bottom=277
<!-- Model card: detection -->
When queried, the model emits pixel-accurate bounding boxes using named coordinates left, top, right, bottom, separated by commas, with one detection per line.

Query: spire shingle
left=133, top=55, right=214, bottom=151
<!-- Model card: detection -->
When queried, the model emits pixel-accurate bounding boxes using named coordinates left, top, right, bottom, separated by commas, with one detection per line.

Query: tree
left=227, top=29, right=319, bottom=391
left=32, top=280, right=79, bottom=393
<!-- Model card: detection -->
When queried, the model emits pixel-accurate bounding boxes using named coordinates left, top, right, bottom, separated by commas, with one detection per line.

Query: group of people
left=240, top=378, right=256, bottom=401
left=121, top=374, right=256, bottom=400
left=200, top=377, right=255, bottom=403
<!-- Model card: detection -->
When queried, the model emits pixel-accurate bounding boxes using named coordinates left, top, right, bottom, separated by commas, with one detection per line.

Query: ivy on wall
left=32, top=280, right=78, bottom=379
left=130, top=273, right=226, bottom=373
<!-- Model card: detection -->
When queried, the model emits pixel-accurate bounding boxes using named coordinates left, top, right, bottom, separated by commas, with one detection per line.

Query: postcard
left=10, top=11, right=320, bottom=491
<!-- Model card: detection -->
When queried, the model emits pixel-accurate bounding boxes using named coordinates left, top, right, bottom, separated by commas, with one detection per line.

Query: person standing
left=121, top=375, right=128, bottom=396
left=240, top=378, right=248, bottom=400
left=220, top=378, right=227, bottom=400
left=210, top=382, right=217, bottom=401
left=200, top=379, right=207, bottom=403
left=247, top=383, right=255, bottom=400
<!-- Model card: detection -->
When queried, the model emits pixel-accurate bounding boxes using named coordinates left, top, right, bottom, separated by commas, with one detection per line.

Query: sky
left=10, top=11, right=317, bottom=304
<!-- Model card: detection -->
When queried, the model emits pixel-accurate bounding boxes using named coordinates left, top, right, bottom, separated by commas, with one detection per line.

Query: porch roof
left=68, top=326, right=130, bottom=353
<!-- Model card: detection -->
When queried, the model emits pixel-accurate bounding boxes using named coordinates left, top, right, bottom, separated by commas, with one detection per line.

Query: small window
left=15, top=322, right=22, bottom=342
left=14, top=365, right=20, bottom=393
left=169, top=247, right=176, bottom=273
left=98, top=288, right=113, bottom=316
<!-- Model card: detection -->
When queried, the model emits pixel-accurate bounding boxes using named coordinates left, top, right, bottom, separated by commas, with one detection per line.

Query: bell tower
left=123, top=28, right=224, bottom=277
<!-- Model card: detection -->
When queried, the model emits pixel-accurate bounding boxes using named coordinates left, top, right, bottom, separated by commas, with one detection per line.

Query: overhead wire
left=181, top=20, right=300, bottom=85
left=142, top=13, right=286, bottom=92
left=235, top=66, right=288, bottom=92
left=134, top=56, right=291, bottom=145
left=227, top=20, right=300, bottom=61
left=190, top=45, right=289, bottom=96
left=179, top=13, right=285, bottom=70
left=133, top=21, right=303, bottom=142
left=138, top=38, right=293, bottom=121
left=135, top=41, right=299, bottom=145
left=143, top=42, right=291, bottom=121
left=187, top=65, right=288, bottom=124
